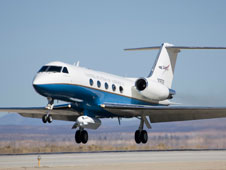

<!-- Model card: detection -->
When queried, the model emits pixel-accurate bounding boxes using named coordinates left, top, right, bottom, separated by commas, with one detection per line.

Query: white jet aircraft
left=1, top=43, right=226, bottom=144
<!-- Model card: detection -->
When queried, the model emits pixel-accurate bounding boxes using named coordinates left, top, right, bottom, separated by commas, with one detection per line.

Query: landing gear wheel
left=47, top=114, right=53, bottom=123
left=135, top=130, right=141, bottom=144
left=42, top=114, right=53, bottom=124
left=42, top=114, right=48, bottom=123
left=134, top=130, right=148, bottom=144
left=75, top=130, right=81, bottom=144
left=81, top=130, right=88, bottom=144
left=141, top=130, right=148, bottom=144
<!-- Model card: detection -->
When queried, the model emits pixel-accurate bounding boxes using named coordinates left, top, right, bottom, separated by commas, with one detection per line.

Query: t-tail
left=125, top=43, right=226, bottom=89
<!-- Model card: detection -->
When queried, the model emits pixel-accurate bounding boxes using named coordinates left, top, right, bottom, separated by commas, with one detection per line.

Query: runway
left=0, top=150, right=226, bottom=170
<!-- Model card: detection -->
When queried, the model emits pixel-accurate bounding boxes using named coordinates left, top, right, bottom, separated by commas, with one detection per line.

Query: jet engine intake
left=135, top=78, right=175, bottom=101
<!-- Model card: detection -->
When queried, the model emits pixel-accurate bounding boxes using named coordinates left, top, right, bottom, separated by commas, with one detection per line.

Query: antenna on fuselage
left=74, top=61, right=80, bottom=67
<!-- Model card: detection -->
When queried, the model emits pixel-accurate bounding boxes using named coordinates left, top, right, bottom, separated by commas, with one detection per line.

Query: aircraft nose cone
left=33, top=82, right=49, bottom=97
left=33, top=82, right=45, bottom=95
left=32, top=75, right=48, bottom=95
left=32, top=74, right=47, bottom=85
left=33, top=75, right=41, bottom=86
left=32, top=78, right=39, bottom=86
left=33, top=84, right=41, bottom=93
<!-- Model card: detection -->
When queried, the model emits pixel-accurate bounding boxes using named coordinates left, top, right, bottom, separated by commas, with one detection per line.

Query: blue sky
left=0, top=0, right=226, bottom=111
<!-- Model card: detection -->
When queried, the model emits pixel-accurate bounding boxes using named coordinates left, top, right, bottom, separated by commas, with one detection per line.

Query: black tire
left=47, top=115, right=53, bottom=123
left=141, top=130, right=148, bottom=144
left=75, top=130, right=81, bottom=144
left=81, top=130, right=88, bottom=144
left=135, top=130, right=141, bottom=144
left=42, top=114, right=47, bottom=123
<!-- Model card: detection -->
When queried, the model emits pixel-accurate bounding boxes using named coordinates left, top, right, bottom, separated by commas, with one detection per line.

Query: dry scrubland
left=1, top=131, right=226, bottom=154
left=0, top=118, right=226, bottom=154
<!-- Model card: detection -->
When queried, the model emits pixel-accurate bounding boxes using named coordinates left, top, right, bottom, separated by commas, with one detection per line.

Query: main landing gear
left=134, top=116, right=151, bottom=144
left=42, top=97, right=54, bottom=124
left=135, top=130, right=148, bottom=144
left=75, top=129, right=88, bottom=144
left=72, top=115, right=101, bottom=144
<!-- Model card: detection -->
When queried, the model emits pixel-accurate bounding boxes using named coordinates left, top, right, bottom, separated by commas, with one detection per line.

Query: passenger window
left=105, top=82, right=109, bottom=89
left=97, top=81, right=101, bottom=88
left=89, top=79, right=94, bottom=86
left=119, top=86, right=123, bottom=93
left=112, top=84, right=116, bottom=91
left=62, top=67, right=69, bottom=73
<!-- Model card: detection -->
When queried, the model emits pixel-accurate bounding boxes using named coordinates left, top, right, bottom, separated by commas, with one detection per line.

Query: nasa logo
left=159, top=65, right=170, bottom=71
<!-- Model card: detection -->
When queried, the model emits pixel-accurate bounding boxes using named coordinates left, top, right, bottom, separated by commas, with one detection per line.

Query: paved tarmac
left=0, top=150, right=226, bottom=170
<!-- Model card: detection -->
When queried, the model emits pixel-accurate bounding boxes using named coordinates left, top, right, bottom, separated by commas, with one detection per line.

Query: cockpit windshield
left=38, top=66, right=48, bottom=72
left=47, top=66, right=62, bottom=72
left=38, top=65, right=69, bottom=74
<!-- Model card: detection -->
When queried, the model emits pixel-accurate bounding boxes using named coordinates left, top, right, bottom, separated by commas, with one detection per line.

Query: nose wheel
left=42, top=97, right=54, bottom=124
left=42, top=114, right=53, bottom=123
left=75, top=130, right=88, bottom=144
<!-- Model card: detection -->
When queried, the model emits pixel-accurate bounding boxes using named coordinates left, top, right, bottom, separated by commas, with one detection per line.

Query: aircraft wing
left=0, top=104, right=81, bottom=121
left=100, top=103, right=226, bottom=123
left=2, top=103, right=226, bottom=123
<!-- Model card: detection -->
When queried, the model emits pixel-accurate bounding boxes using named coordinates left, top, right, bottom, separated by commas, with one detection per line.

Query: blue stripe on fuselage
left=33, top=83, right=160, bottom=117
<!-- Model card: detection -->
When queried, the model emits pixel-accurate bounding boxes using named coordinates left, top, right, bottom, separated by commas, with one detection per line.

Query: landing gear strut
left=75, top=129, right=88, bottom=144
left=134, top=116, right=150, bottom=144
left=42, top=97, right=54, bottom=124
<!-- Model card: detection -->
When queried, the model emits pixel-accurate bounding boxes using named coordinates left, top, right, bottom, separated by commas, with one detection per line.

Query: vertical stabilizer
left=125, top=43, right=226, bottom=88
left=148, top=43, right=180, bottom=88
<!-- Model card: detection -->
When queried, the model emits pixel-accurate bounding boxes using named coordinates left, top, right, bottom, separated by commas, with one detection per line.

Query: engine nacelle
left=135, top=78, right=175, bottom=101
left=76, top=116, right=101, bottom=130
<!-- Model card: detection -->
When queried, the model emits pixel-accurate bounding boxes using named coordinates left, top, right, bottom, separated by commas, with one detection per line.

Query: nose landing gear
left=42, top=114, right=53, bottom=123
left=42, top=97, right=54, bottom=124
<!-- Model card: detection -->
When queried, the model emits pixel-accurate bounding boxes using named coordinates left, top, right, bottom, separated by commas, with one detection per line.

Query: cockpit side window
left=38, top=66, right=49, bottom=72
left=47, top=66, right=62, bottom=72
left=62, top=67, right=69, bottom=73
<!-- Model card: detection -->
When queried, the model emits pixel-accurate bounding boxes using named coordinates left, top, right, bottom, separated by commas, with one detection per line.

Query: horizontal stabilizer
left=125, top=46, right=161, bottom=51
left=125, top=45, right=226, bottom=51
left=125, top=43, right=226, bottom=88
